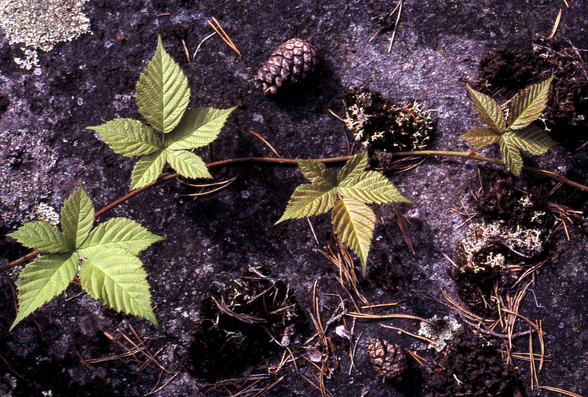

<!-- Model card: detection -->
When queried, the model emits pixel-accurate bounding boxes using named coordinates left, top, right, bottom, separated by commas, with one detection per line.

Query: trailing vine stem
left=2, top=150, right=586, bottom=273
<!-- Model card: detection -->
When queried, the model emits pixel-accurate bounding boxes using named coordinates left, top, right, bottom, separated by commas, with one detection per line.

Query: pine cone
left=255, top=38, right=318, bottom=94
left=366, top=338, right=407, bottom=379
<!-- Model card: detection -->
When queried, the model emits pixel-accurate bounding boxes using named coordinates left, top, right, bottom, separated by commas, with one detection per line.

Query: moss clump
left=427, top=328, right=516, bottom=397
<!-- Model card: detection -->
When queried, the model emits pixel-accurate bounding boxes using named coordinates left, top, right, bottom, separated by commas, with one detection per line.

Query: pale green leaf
left=87, top=118, right=163, bottom=157
left=339, top=171, right=411, bottom=204
left=80, top=249, right=159, bottom=329
left=460, top=127, right=502, bottom=148
left=276, top=183, right=338, bottom=223
left=331, top=198, right=375, bottom=274
left=136, top=36, right=190, bottom=133
left=467, top=84, right=506, bottom=133
left=61, top=186, right=95, bottom=250
left=166, top=107, right=237, bottom=150
left=130, top=151, right=167, bottom=190
left=505, top=125, right=557, bottom=156
left=500, top=135, right=523, bottom=177
left=164, top=149, right=212, bottom=180
left=8, top=222, right=68, bottom=253
left=508, top=77, right=553, bottom=130
left=338, top=152, right=369, bottom=184
left=297, top=159, right=337, bottom=186
left=80, top=218, right=165, bottom=256
left=10, top=253, right=79, bottom=331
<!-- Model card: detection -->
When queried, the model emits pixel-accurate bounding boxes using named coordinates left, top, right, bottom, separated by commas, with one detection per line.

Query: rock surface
left=0, top=1, right=586, bottom=396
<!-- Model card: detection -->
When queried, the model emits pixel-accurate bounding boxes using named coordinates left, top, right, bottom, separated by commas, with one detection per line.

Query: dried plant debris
left=478, top=36, right=588, bottom=135
left=366, top=338, right=407, bottom=380
left=189, top=267, right=301, bottom=381
left=343, top=88, right=434, bottom=152
left=427, top=328, right=515, bottom=397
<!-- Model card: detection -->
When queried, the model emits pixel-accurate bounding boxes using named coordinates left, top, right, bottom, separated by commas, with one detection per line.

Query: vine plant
left=4, top=37, right=587, bottom=330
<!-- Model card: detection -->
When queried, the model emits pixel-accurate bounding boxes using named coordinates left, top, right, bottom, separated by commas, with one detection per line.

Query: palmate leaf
left=332, top=198, right=375, bottom=274
left=87, top=118, right=163, bottom=157
left=504, top=125, right=557, bottom=156
left=164, top=149, right=212, bottom=180
left=136, top=36, right=190, bottom=133
left=80, top=217, right=165, bottom=256
left=80, top=248, right=159, bottom=329
left=508, top=77, right=553, bottom=130
left=10, top=253, right=79, bottom=331
left=460, top=127, right=502, bottom=148
left=297, top=159, right=337, bottom=186
left=338, top=152, right=369, bottom=183
left=500, top=135, right=524, bottom=177
left=166, top=107, right=237, bottom=151
left=61, top=186, right=95, bottom=250
left=467, top=85, right=506, bottom=133
left=276, top=183, right=338, bottom=223
left=339, top=171, right=411, bottom=204
left=8, top=222, right=68, bottom=253
left=130, top=151, right=167, bottom=190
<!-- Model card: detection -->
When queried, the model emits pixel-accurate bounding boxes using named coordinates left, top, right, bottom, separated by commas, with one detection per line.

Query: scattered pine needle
left=405, top=349, right=427, bottom=366
left=347, top=312, right=433, bottom=324
left=193, top=32, right=217, bottom=60
left=250, top=129, right=281, bottom=158
left=207, top=17, right=241, bottom=57
left=387, top=0, right=402, bottom=53
left=181, top=39, right=190, bottom=62
left=380, top=324, right=439, bottom=345
left=540, top=386, right=583, bottom=397
left=548, top=8, right=563, bottom=39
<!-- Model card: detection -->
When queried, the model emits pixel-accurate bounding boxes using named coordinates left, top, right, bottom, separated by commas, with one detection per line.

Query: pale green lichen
left=13, top=47, right=39, bottom=70
left=418, top=314, right=462, bottom=352
left=0, top=0, right=91, bottom=69
left=459, top=221, right=543, bottom=273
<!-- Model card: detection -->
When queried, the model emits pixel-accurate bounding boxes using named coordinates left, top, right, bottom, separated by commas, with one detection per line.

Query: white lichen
left=460, top=221, right=543, bottom=272
left=0, top=0, right=92, bottom=69
left=35, top=203, right=60, bottom=226
left=418, top=314, right=462, bottom=352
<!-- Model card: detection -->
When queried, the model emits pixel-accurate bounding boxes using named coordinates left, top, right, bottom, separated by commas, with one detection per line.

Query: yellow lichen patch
left=0, top=0, right=91, bottom=68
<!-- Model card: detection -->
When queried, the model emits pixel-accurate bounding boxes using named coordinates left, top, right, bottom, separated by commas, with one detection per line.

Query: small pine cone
left=366, top=338, right=407, bottom=379
left=255, top=38, right=318, bottom=94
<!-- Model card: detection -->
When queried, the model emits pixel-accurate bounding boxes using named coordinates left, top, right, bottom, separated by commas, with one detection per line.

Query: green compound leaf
left=338, top=152, right=369, bottom=184
left=61, top=186, right=95, bottom=250
left=500, top=135, right=524, bottom=177
left=164, top=149, right=212, bottom=180
left=505, top=125, right=557, bottom=156
left=80, top=249, right=159, bottom=330
left=80, top=218, right=165, bottom=256
left=460, top=127, right=502, bottom=148
left=8, top=222, right=68, bottom=253
left=166, top=107, right=237, bottom=151
left=10, top=253, right=79, bottom=331
left=130, top=151, right=168, bottom=190
left=339, top=171, right=411, bottom=204
left=331, top=198, right=375, bottom=274
left=87, top=118, right=163, bottom=157
left=275, top=183, right=338, bottom=223
left=467, top=84, right=506, bottom=133
left=297, top=159, right=337, bottom=186
left=136, top=36, right=190, bottom=134
left=508, top=77, right=553, bottom=130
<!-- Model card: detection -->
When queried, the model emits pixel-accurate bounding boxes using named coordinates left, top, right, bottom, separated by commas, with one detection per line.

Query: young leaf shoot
left=8, top=186, right=165, bottom=331
left=276, top=152, right=411, bottom=274
left=87, top=36, right=236, bottom=190
left=460, top=77, right=557, bottom=176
